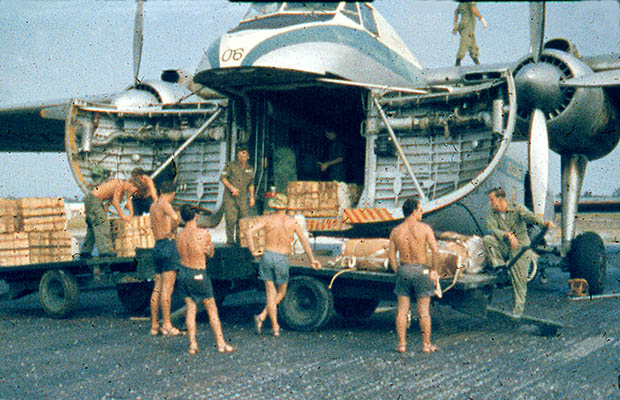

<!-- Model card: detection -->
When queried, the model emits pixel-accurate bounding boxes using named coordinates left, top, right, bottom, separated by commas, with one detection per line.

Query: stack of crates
left=111, top=215, right=155, bottom=257
left=286, top=181, right=339, bottom=218
left=0, top=198, right=72, bottom=266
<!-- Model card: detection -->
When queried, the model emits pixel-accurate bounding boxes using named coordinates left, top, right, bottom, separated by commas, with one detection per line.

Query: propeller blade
left=560, top=69, right=620, bottom=88
left=529, top=2, right=545, bottom=62
left=133, top=0, right=144, bottom=85
left=529, top=109, right=549, bottom=217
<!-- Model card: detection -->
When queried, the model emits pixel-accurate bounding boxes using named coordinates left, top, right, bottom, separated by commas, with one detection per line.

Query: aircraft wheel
left=279, top=276, right=333, bottom=331
left=116, top=282, right=151, bottom=313
left=568, top=232, right=607, bottom=295
left=334, top=297, right=379, bottom=319
left=39, top=270, right=80, bottom=318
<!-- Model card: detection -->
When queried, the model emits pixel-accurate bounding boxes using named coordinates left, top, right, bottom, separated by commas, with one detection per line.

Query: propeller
left=525, top=2, right=550, bottom=217
left=133, top=0, right=145, bottom=85
left=528, top=2, right=545, bottom=62
left=561, top=69, right=620, bottom=88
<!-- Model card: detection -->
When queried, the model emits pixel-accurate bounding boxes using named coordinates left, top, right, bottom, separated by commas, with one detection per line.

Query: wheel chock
left=568, top=278, right=589, bottom=297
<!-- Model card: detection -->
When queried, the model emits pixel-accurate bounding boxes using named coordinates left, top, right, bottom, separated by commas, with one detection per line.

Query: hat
left=268, top=193, right=288, bottom=210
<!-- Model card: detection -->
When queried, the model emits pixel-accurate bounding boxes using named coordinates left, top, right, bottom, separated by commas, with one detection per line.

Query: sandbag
left=338, top=238, right=390, bottom=271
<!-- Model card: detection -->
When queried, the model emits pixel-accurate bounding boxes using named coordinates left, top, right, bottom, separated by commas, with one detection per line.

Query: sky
left=0, top=0, right=619, bottom=199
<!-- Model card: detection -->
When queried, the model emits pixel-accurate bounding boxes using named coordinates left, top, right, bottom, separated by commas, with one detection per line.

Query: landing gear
left=567, top=232, right=607, bottom=295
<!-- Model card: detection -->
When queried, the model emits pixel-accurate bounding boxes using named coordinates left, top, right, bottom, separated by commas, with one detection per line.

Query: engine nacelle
left=110, top=79, right=200, bottom=110
left=515, top=49, right=620, bottom=161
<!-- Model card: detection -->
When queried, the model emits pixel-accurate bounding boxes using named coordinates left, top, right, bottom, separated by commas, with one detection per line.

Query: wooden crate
left=111, top=215, right=155, bottom=256
left=239, top=216, right=265, bottom=252
left=0, top=232, right=30, bottom=266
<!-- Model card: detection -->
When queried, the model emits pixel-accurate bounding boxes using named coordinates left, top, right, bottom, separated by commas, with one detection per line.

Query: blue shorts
left=152, top=239, right=182, bottom=274
left=394, top=263, right=435, bottom=299
left=176, top=265, right=214, bottom=304
left=258, top=250, right=290, bottom=285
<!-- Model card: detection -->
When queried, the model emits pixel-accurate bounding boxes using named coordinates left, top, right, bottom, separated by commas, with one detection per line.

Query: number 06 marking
left=222, top=48, right=244, bottom=62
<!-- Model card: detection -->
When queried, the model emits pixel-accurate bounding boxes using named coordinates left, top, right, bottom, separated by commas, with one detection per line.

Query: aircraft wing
left=0, top=101, right=68, bottom=152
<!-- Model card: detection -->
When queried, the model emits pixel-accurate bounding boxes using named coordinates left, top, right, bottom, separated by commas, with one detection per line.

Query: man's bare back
left=177, top=223, right=213, bottom=270
left=150, top=199, right=178, bottom=240
left=262, top=213, right=299, bottom=255
left=91, top=179, right=138, bottom=221
left=390, top=220, right=434, bottom=266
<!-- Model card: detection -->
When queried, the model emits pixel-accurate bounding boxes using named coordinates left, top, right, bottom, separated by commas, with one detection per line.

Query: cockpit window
left=283, top=3, right=339, bottom=13
left=242, top=2, right=284, bottom=21
left=342, top=3, right=360, bottom=24
left=359, top=3, right=377, bottom=35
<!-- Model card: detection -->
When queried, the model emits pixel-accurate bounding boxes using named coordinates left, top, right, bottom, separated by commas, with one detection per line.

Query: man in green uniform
left=453, top=2, right=487, bottom=66
left=482, top=188, right=553, bottom=318
left=220, top=145, right=255, bottom=245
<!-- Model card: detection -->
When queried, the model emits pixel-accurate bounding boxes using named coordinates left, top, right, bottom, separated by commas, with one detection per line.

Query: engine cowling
left=110, top=79, right=198, bottom=110
left=515, top=48, right=620, bottom=160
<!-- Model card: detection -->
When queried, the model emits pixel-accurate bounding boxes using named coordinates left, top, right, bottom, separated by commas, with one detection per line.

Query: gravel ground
left=1, top=247, right=619, bottom=400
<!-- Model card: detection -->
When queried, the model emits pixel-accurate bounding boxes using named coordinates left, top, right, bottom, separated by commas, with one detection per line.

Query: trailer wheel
left=334, top=297, right=379, bottom=319
left=39, top=270, right=80, bottom=318
left=279, top=276, right=333, bottom=331
left=568, top=232, right=607, bottom=295
left=116, top=282, right=151, bottom=313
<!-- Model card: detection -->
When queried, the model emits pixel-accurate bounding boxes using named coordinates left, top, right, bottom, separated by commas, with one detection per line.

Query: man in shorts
left=388, top=198, right=441, bottom=354
left=149, top=181, right=183, bottom=336
left=248, top=193, right=321, bottom=337
left=176, top=204, right=235, bottom=355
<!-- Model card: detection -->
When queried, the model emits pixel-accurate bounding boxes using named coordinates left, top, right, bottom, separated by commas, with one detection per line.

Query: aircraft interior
left=244, top=83, right=367, bottom=203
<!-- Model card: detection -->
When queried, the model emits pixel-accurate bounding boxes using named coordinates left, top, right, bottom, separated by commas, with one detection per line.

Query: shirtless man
left=131, top=168, right=158, bottom=216
left=149, top=181, right=184, bottom=337
left=248, top=193, right=321, bottom=337
left=176, top=204, right=235, bottom=354
left=388, top=198, right=440, bottom=354
left=79, top=177, right=140, bottom=258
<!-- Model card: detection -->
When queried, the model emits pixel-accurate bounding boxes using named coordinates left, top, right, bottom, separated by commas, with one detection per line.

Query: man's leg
left=160, top=270, right=177, bottom=331
left=185, top=297, right=199, bottom=354
left=395, top=295, right=410, bottom=352
left=203, top=297, right=234, bottom=352
left=81, top=222, right=95, bottom=255
left=509, top=250, right=531, bottom=316
left=224, top=201, right=238, bottom=245
left=417, top=296, right=437, bottom=353
left=149, top=273, right=162, bottom=335
left=482, top=235, right=509, bottom=268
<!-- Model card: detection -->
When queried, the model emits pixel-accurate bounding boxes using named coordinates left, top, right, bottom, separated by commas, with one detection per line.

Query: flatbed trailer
left=0, top=244, right=499, bottom=329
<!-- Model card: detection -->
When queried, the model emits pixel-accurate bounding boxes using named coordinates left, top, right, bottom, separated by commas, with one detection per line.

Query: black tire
left=279, top=276, right=333, bottom=331
left=116, top=282, right=152, bottom=313
left=333, top=297, right=379, bottom=319
left=568, top=232, right=607, bottom=295
left=38, top=270, right=80, bottom=318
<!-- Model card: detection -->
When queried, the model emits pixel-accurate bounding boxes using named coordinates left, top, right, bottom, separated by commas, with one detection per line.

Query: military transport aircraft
left=1, top=2, right=619, bottom=295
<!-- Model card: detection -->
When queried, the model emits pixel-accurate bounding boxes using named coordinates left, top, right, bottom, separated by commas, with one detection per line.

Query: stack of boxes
left=0, top=198, right=72, bottom=266
left=111, top=215, right=155, bottom=257
left=286, top=181, right=339, bottom=218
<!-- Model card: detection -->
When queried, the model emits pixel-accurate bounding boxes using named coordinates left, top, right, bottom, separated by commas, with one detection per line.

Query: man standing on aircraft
left=388, top=198, right=441, bottom=354
left=248, top=193, right=321, bottom=337
left=176, top=204, right=236, bottom=354
left=483, top=188, right=553, bottom=319
left=318, top=129, right=345, bottom=182
left=220, top=144, right=255, bottom=245
left=130, top=168, right=158, bottom=216
left=79, top=176, right=141, bottom=258
left=149, top=181, right=184, bottom=337
left=452, top=2, right=487, bottom=66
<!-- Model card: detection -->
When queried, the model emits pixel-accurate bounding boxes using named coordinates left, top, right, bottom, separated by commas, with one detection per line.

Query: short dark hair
left=160, top=181, right=176, bottom=194
left=488, top=187, right=506, bottom=198
left=131, top=168, right=147, bottom=177
left=236, top=144, right=249, bottom=153
left=180, top=204, right=196, bottom=222
left=402, top=198, right=420, bottom=217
